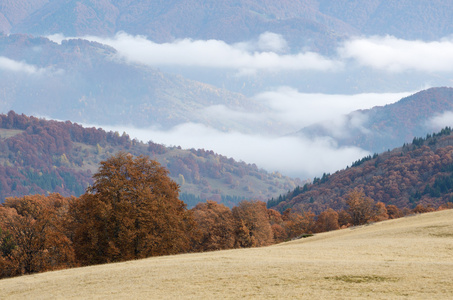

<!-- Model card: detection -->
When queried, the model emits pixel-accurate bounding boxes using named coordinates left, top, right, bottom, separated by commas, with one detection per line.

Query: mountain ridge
left=0, top=33, right=270, bottom=132
left=272, top=126, right=453, bottom=214
left=299, top=87, right=453, bottom=153
left=0, top=111, right=300, bottom=207
left=2, top=1, right=453, bottom=52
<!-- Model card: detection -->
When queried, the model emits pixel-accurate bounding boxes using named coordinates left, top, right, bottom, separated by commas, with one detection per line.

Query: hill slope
left=275, top=126, right=453, bottom=214
left=299, top=87, right=453, bottom=153
left=1, top=209, right=452, bottom=299
left=0, top=111, right=300, bottom=207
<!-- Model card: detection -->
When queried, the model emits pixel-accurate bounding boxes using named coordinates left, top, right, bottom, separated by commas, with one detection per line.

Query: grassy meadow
left=1, top=209, right=453, bottom=299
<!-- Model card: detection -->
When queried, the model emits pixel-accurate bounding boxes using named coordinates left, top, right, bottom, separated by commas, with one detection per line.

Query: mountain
left=0, top=33, right=270, bottom=132
left=1, top=1, right=352, bottom=53
left=318, top=0, right=453, bottom=40
left=0, top=111, right=300, bottom=207
left=299, top=87, right=453, bottom=153
left=2, top=1, right=453, bottom=52
left=270, top=127, right=453, bottom=214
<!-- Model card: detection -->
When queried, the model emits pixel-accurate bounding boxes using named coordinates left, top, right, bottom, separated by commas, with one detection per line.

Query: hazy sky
left=46, top=32, right=453, bottom=179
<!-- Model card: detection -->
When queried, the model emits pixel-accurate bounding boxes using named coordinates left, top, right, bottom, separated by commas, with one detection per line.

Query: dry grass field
left=1, top=209, right=453, bottom=299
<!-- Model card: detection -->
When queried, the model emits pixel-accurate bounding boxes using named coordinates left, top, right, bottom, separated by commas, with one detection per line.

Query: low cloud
left=51, top=32, right=341, bottom=73
left=340, top=35, right=453, bottom=72
left=235, top=32, right=289, bottom=53
left=0, top=56, right=44, bottom=74
left=197, top=88, right=412, bottom=135
left=427, top=111, right=453, bottom=130
left=49, top=32, right=453, bottom=74
left=252, top=87, right=412, bottom=132
left=102, top=122, right=370, bottom=179
left=91, top=89, right=414, bottom=178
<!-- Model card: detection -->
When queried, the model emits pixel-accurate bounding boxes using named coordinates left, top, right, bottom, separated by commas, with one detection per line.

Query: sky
left=43, top=32, right=453, bottom=178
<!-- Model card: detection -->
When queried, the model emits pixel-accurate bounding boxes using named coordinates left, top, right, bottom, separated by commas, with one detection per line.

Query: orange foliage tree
left=386, top=205, right=402, bottom=219
left=314, top=208, right=340, bottom=233
left=232, top=200, right=274, bottom=247
left=346, top=189, right=377, bottom=225
left=191, top=200, right=236, bottom=251
left=267, top=209, right=287, bottom=242
left=69, top=152, right=195, bottom=265
left=0, top=194, right=76, bottom=278
left=282, top=208, right=315, bottom=239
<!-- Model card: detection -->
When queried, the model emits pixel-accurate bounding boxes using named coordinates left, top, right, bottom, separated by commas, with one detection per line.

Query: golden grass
left=1, top=210, right=453, bottom=299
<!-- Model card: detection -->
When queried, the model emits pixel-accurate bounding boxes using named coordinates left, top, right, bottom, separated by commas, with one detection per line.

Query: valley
left=1, top=2, right=453, bottom=298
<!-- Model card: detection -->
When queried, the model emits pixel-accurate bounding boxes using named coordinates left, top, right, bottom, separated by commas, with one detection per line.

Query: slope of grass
left=1, top=210, right=453, bottom=299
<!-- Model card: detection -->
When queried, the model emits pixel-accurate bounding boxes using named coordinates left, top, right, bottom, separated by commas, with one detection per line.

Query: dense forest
left=1, top=152, right=447, bottom=279
left=0, top=111, right=300, bottom=207
left=269, top=127, right=453, bottom=214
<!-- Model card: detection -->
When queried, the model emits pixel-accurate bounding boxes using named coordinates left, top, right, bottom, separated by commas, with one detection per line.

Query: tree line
left=1, top=152, right=449, bottom=279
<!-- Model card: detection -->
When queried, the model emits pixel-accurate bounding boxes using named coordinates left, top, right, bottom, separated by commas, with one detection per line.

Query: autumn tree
left=371, top=201, right=389, bottom=222
left=314, top=208, right=340, bottom=233
left=69, top=152, right=195, bottom=265
left=232, top=200, right=274, bottom=248
left=346, top=189, right=376, bottom=225
left=191, top=200, right=235, bottom=252
left=412, top=204, right=435, bottom=214
left=267, top=209, right=287, bottom=242
left=0, top=194, right=76, bottom=278
left=337, top=209, right=352, bottom=228
left=386, top=205, right=402, bottom=219
left=282, top=208, right=315, bottom=239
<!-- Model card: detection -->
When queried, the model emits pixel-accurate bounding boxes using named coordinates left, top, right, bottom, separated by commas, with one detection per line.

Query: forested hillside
left=271, top=127, right=453, bottom=214
left=0, top=111, right=300, bottom=207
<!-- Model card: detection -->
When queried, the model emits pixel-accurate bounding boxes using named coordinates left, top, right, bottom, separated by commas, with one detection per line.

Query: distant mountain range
left=2, top=1, right=453, bottom=52
left=0, top=33, right=269, bottom=132
left=299, top=87, right=453, bottom=153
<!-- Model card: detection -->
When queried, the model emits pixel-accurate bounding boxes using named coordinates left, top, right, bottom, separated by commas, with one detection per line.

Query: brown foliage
left=346, top=189, right=376, bottom=225
left=371, top=202, right=389, bottom=222
left=337, top=209, right=352, bottom=227
left=191, top=200, right=235, bottom=252
left=413, top=204, right=435, bottom=214
left=282, top=208, right=315, bottom=239
left=386, top=205, right=402, bottom=219
left=267, top=209, right=286, bottom=242
left=314, top=209, right=340, bottom=233
left=69, top=152, right=195, bottom=265
left=232, top=200, right=274, bottom=247
left=0, top=194, right=76, bottom=278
